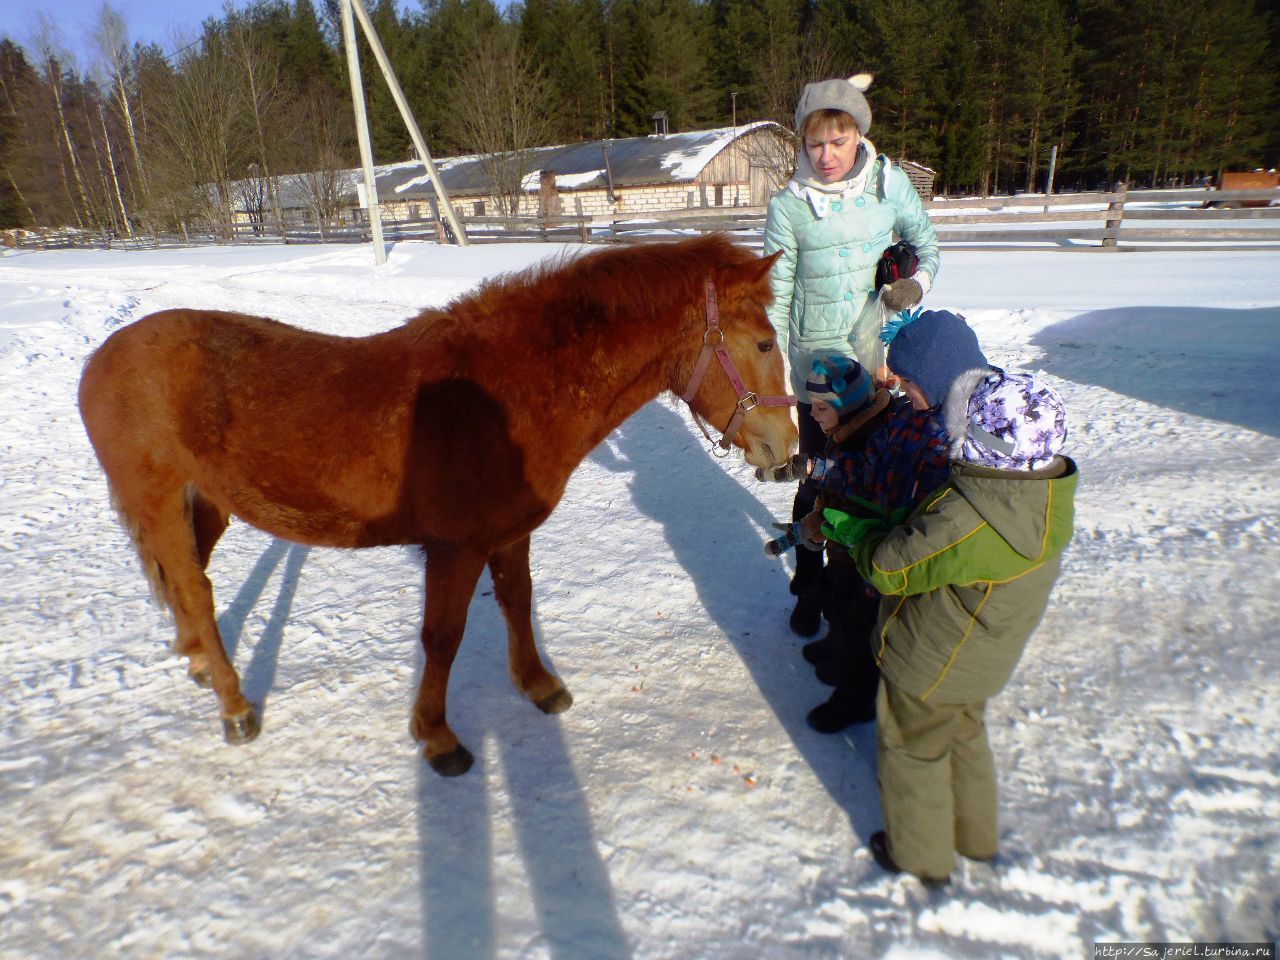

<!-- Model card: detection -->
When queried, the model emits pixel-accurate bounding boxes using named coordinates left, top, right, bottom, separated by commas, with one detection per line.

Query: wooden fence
left=6, top=185, right=1279, bottom=253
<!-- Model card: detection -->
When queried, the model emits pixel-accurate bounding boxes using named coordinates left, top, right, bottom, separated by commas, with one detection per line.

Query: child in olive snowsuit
left=792, top=356, right=949, bottom=733
left=823, top=310, right=1078, bottom=885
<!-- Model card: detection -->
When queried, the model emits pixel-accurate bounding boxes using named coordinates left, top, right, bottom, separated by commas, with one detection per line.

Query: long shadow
left=590, top=400, right=882, bottom=840
left=241, top=544, right=310, bottom=705
left=214, top=537, right=309, bottom=717
left=414, top=554, right=631, bottom=960
left=218, top=537, right=290, bottom=659
left=1030, top=305, right=1280, bottom=437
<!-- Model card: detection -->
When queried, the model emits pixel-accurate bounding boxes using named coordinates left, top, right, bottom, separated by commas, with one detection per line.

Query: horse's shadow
left=589, top=401, right=881, bottom=839
left=217, top=535, right=629, bottom=958
left=412, top=559, right=631, bottom=960
left=218, top=540, right=311, bottom=708
left=410, top=399, right=881, bottom=957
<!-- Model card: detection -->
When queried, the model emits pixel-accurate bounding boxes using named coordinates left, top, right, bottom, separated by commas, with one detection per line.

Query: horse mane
left=445, top=234, right=760, bottom=340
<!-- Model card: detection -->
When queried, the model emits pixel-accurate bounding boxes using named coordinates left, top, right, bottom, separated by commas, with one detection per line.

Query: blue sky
left=2, top=0, right=238, bottom=67
left=1, top=0, right=425, bottom=71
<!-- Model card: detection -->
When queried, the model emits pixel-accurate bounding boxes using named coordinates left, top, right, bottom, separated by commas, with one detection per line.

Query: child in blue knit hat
left=764, top=353, right=950, bottom=732
left=823, top=309, right=1078, bottom=885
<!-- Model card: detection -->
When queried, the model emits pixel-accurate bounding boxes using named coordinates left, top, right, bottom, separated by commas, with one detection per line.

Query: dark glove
left=755, top=454, right=807, bottom=483
left=880, top=277, right=923, bottom=312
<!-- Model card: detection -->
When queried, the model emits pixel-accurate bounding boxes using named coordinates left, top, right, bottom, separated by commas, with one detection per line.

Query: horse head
left=679, top=249, right=798, bottom=470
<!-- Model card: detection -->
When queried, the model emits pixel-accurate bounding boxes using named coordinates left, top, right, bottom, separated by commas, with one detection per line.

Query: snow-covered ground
left=1, top=239, right=1277, bottom=959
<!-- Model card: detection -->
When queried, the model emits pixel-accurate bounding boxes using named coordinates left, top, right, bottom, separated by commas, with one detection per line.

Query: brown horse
left=78, top=234, right=797, bottom=776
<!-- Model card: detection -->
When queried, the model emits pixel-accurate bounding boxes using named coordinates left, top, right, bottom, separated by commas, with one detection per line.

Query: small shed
left=898, top=160, right=936, bottom=202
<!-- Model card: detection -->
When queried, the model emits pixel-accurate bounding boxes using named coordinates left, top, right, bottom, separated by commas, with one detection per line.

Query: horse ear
left=741, top=249, right=782, bottom=287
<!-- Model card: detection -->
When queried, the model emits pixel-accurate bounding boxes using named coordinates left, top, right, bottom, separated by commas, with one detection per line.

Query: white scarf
left=788, top=138, right=877, bottom=218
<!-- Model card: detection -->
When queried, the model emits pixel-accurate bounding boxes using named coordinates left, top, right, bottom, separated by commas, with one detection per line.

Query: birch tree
left=447, top=24, right=553, bottom=220
left=92, top=3, right=150, bottom=218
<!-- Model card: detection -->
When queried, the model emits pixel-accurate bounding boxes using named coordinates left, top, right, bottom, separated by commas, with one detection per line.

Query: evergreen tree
left=0, top=39, right=39, bottom=226
left=611, top=0, right=716, bottom=135
left=519, top=0, right=609, bottom=141
left=860, top=0, right=958, bottom=168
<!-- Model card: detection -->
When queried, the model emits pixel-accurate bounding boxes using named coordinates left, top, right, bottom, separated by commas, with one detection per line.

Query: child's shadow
left=590, top=400, right=881, bottom=839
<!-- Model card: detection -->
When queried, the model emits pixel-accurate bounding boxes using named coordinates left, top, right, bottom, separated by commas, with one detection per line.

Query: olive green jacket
left=851, top=457, right=1078, bottom=703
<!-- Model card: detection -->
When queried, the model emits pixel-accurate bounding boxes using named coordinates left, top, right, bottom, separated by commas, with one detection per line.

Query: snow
left=1, top=239, right=1278, bottom=959
left=520, top=169, right=608, bottom=192
left=658, top=121, right=773, bottom=180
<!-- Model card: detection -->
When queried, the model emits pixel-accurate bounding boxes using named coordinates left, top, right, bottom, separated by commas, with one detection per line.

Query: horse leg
left=488, top=536, right=572, bottom=714
left=177, top=491, right=231, bottom=688
left=140, top=485, right=259, bottom=744
left=411, top=542, right=488, bottom=777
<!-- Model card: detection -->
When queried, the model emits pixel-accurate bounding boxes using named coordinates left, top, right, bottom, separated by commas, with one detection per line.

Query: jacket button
left=843, top=292, right=854, bottom=301
left=839, top=248, right=849, bottom=257
left=831, top=201, right=842, bottom=211
left=862, top=243, right=871, bottom=252
left=856, top=197, right=865, bottom=207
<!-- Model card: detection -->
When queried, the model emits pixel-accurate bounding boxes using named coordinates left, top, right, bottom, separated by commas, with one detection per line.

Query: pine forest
left=1, top=0, right=1277, bottom=232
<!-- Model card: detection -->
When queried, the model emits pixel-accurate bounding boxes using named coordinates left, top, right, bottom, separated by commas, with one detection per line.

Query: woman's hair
left=801, top=109, right=857, bottom=139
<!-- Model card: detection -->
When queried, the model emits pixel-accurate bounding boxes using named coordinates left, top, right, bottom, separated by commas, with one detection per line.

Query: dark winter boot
left=789, top=585, right=823, bottom=637
left=869, top=831, right=950, bottom=888
left=805, top=687, right=876, bottom=733
left=802, top=634, right=836, bottom=664
left=815, top=649, right=858, bottom=686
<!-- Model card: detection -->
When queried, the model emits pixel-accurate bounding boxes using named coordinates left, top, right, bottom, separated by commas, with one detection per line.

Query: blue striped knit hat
left=804, top=355, right=873, bottom=416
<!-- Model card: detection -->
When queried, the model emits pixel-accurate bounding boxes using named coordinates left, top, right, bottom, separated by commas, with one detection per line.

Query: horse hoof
left=535, top=688, right=574, bottom=714
left=222, top=708, right=261, bottom=745
left=427, top=745, right=474, bottom=777
left=188, top=668, right=212, bottom=688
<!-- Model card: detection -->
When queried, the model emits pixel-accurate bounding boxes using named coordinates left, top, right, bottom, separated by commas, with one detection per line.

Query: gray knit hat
left=794, top=74, right=873, bottom=136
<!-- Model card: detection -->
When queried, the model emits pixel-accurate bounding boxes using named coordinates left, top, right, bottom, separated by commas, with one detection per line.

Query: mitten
left=880, top=277, right=923, bottom=312
left=763, top=520, right=824, bottom=556
left=820, top=509, right=888, bottom=548
left=798, top=510, right=827, bottom=548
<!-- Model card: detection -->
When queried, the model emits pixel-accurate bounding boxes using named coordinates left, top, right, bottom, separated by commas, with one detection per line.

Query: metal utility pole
left=1044, top=144, right=1059, bottom=213
left=731, top=91, right=738, bottom=206
left=348, top=0, right=468, bottom=247
left=340, top=0, right=386, bottom=264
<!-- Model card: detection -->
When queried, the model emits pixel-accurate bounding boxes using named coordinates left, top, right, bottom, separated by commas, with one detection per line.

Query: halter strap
left=680, top=279, right=795, bottom=455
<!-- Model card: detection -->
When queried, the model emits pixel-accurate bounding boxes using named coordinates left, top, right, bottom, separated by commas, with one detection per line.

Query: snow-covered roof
left=380, top=121, right=780, bottom=200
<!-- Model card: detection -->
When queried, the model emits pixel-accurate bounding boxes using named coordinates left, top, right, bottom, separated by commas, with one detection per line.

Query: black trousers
left=823, top=559, right=882, bottom=700
left=791, top=402, right=826, bottom=592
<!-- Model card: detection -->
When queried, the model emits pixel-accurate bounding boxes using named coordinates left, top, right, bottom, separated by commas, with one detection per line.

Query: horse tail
left=106, top=481, right=199, bottom=620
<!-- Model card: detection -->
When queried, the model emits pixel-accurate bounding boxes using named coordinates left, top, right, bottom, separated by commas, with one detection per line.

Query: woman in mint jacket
left=764, top=73, right=941, bottom=637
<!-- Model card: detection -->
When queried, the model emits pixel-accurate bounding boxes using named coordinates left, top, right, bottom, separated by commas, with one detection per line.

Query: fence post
left=1102, top=181, right=1127, bottom=248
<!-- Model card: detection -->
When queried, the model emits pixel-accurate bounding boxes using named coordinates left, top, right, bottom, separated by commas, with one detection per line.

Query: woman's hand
left=880, top=278, right=923, bottom=312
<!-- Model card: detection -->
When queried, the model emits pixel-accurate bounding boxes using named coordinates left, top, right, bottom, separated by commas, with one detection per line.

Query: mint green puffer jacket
left=764, top=153, right=939, bottom=396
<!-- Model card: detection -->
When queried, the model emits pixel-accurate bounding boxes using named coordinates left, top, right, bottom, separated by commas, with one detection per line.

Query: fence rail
left=5, top=185, right=1279, bottom=253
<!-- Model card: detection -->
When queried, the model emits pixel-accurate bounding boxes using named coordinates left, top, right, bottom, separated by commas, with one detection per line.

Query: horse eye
left=757, top=340, right=774, bottom=353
